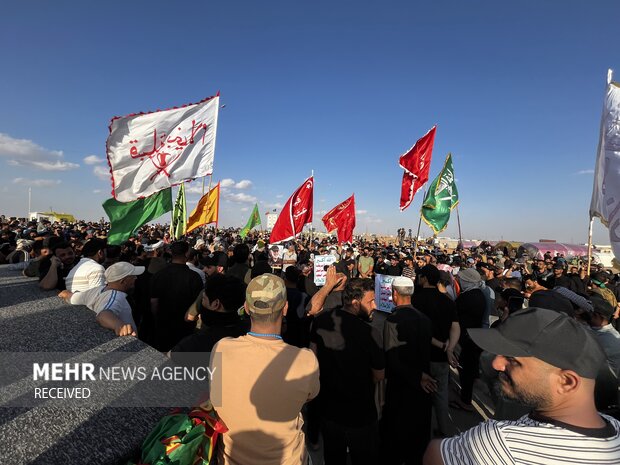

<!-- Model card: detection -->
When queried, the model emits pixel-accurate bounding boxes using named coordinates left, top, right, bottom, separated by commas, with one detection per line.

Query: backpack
left=129, top=401, right=227, bottom=465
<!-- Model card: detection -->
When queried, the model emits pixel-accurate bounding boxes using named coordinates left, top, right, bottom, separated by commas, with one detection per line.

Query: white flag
left=590, top=79, right=620, bottom=256
left=106, top=94, right=219, bottom=202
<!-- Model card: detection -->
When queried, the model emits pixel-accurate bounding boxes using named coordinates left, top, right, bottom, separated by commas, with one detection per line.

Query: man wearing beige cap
left=58, top=261, right=144, bottom=336
left=209, top=273, right=320, bottom=465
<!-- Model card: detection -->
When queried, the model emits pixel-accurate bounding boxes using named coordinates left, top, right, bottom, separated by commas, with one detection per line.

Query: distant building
left=29, top=211, right=76, bottom=223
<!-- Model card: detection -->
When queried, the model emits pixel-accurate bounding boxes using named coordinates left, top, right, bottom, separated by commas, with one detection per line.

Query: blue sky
left=1, top=1, right=618, bottom=244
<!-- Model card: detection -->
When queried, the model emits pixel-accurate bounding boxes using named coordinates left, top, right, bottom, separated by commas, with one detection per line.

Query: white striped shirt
left=441, top=414, right=620, bottom=464
left=65, top=257, right=105, bottom=292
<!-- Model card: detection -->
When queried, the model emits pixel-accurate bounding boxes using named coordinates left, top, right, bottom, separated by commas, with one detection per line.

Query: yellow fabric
left=209, top=336, right=320, bottom=465
left=187, top=183, right=220, bottom=232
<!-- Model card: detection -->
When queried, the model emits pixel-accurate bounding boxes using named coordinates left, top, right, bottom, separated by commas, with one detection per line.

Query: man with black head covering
left=589, top=293, right=620, bottom=378
left=453, top=268, right=486, bottom=411
left=226, top=243, right=250, bottom=283
left=412, top=265, right=460, bottom=436
left=204, top=251, right=229, bottom=277
left=546, top=263, right=575, bottom=291
left=170, top=273, right=248, bottom=355
left=385, top=254, right=402, bottom=276
left=424, top=308, right=620, bottom=465
left=524, top=274, right=575, bottom=316
left=150, top=241, right=203, bottom=351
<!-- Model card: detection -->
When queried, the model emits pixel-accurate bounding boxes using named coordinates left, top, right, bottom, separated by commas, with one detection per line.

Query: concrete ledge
left=0, top=265, right=171, bottom=465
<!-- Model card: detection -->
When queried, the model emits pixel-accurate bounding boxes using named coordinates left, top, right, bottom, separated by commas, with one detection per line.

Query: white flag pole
left=587, top=218, right=594, bottom=275
left=311, top=169, right=314, bottom=243
left=587, top=68, right=614, bottom=275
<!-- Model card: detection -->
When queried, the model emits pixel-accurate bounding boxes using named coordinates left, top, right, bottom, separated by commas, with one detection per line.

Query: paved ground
left=0, top=265, right=171, bottom=465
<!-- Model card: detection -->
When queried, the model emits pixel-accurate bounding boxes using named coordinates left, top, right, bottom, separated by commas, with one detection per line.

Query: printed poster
left=375, top=273, right=395, bottom=313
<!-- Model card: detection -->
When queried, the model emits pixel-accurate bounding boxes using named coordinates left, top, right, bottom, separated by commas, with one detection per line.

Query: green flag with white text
left=240, top=204, right=261, bottom=239
left=170, top=183, right=187, bottom=240
left=103, top=188, right=173, bottom=245
left=421, top=153, right=459, bottom=234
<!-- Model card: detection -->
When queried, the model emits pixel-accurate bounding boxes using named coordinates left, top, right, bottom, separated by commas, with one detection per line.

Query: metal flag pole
left=310, top=170, right=314, bottom=243
left=587, top=68, right=614, bottom=275
left=456, top=205, right=464, bottom=248
left=586, top=218, right=594, bottom=276
left=202, top=175, right=213, bottom=241
left=170, top=184, right=176, bottom=239
left=412, top=188, right=426, bottom=261
left=28, top=187, right=31, bottom=219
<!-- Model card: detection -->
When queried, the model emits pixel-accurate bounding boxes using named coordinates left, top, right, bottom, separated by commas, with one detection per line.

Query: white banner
left=375, top=273, right=395, bottom=313
left=313, top=255, right=337, bottom=286
left=590, top=80, right=620, bottom=259
left=107, top=95, right=219, bottom=202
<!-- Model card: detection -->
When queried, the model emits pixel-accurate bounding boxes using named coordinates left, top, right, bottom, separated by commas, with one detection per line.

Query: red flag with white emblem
left=322, top=194, right=356, bottom=244
left=399, top=126, right=436, bottom=211
left=269, top=176, right=314, bottom=244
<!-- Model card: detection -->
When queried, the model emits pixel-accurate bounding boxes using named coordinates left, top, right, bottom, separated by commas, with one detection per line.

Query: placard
left=375, top=273, right=395, bottom=313
left=313, top=255, right=337, bottom=286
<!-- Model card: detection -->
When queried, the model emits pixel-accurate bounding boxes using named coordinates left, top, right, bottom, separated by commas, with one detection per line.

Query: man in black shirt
left=455, top=268, right=487, bottom=410
left=385, top=254, right=403, bottom=276
left=411, top=265, right=460, bottom=437
left=478, top=262, right=501, bottom=293
left=547, top=263, right=575, bottom=291
left=310, top=278, right=384, bottom=465
left=282, top=266, right=309, bottom=348
left=569, top=266, right=588, bottom=295
left=150, top=241, right=203, bottom=351
left=226, top=244, right=250, bottom=283
left=374, top=252, right=388, bottom=275
left=170, top=274, right=248, bottom=356
left=38, top=241, right=76, bottom=291
left=383, top=276, right=434, bottom=465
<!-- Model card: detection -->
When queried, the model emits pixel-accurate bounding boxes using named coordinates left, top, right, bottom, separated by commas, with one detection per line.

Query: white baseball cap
left=105, top=262, right=145, bottom=283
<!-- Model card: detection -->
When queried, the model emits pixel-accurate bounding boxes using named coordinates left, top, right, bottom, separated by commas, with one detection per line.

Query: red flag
left=270, top=176, right=314, bottom=243
left=399, top=126, right=436, bottom=211
left=322, top=194, right=356, bottom=244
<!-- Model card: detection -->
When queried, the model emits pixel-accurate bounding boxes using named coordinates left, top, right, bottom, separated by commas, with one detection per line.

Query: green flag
left=103, top=188, right=173, bottom=245
left=170, top=183, right=187, bottom=240
left=421, top=153, right=459, bottom=234
left=240, top=203, right=262, bottom=239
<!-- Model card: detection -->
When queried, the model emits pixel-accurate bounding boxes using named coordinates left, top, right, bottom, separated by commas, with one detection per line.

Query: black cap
left=590, top=293, right=615, bottom=320
left=284, top=266, right=301, bottom=283
left=468, top=307, right=605, bottom=379
left=202, top=251, right=228, bottom=267
left=528, top=289, right=574, bottom=316
left=417, top=264, right=440, bottom=285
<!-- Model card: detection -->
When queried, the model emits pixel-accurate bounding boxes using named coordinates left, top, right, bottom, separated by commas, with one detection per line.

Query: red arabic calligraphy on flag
left=269, top=176, right=314, bottom=244
left=106, top=94, right=219, bottom=202
left=399, top=126, right=436, bottom=211
left=322, top=194, right=356, bottom=244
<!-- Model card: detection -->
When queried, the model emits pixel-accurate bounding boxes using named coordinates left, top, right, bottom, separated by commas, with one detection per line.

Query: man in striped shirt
left=424, top=307, right=620, bottom=465
left=65, top=238, right=106, bottom=292
left=59, top=261, right=144, bottom=337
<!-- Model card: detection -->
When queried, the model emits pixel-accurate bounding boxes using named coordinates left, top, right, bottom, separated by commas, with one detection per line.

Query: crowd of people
left=1, top=214, right=620, bottom=464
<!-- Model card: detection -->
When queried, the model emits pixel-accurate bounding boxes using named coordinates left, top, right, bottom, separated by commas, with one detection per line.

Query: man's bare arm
left=423, top=439, right=444, bottom=465
left=39, top=256, right=61, bottom=290
left=306, top=266, right=344, bottom=316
